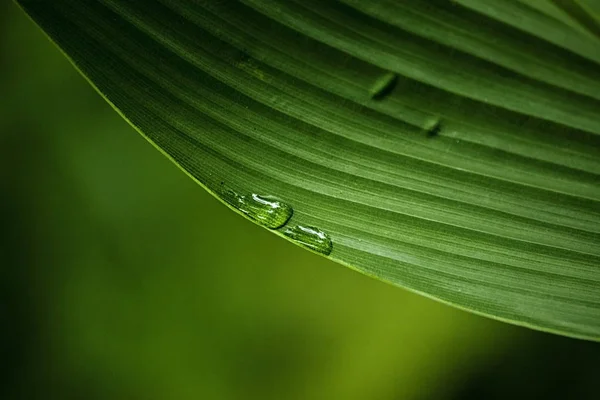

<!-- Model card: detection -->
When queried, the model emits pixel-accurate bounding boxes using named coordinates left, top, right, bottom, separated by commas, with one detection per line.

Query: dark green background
left=1, top=2, right=598, bottom=399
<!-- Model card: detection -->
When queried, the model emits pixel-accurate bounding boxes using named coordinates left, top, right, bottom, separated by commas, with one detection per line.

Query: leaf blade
left=16, top=0, right=600, bottom=340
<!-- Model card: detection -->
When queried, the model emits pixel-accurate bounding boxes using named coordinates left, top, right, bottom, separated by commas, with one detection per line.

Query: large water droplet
left=370, top=72, right=398, bottom=100
left=221, top=190, right=293, bottom=229
left=283, top=225, right=333, bottom=255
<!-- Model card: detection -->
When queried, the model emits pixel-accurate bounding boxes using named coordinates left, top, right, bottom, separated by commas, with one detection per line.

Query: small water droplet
left=370, top=72, right=398, bottom=100
left=221, top=190, right=293, bottom=229
left=235, top=53, right=267, bottom=80
left=283, top=225, right=333, bottom=255
left=424, top=117, right=442, bottom=137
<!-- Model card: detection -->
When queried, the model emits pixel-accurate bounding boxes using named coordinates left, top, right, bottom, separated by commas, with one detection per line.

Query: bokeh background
left=1, top=2, right=599, bottom=399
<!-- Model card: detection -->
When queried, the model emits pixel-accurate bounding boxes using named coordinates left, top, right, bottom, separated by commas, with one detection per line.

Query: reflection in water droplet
left=221, top=190, right=293, bottom=229
left=283, top=225, right=333, bottom=256
left=370, top=71, right=398, bottom=100
left=424, top=117, right=442, bottom=137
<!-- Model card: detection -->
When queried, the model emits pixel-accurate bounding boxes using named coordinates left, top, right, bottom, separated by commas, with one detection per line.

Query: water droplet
left=221, top=190, right=293, bottom=229
left=235, top=53, right=267, bottom=81
left=370, top=72, right=398, bottom=100
left=424, top=117, right=442, bottom=137
left=283, top=225, right=333, bottom=255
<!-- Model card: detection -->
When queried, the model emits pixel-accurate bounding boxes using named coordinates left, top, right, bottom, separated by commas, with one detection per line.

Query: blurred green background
left=1, top=2, right=599, bottom=399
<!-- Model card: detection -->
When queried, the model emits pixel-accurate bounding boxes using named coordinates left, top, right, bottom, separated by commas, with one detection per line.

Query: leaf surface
left=16, top=0, right=600, bottom=340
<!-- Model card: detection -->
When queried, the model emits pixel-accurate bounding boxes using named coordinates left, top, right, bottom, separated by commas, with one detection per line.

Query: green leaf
left=15, top=0, right=600, bottom=340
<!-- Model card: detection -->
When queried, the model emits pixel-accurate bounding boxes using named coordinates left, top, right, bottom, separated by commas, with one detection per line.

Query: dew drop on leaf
left=370, top=71, right=398, bottom=100
left=221, top=190, right=293, bottom=229
left=424, top=117, right=442, bottom=137
left=283, top=225, right=333, bottom=255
